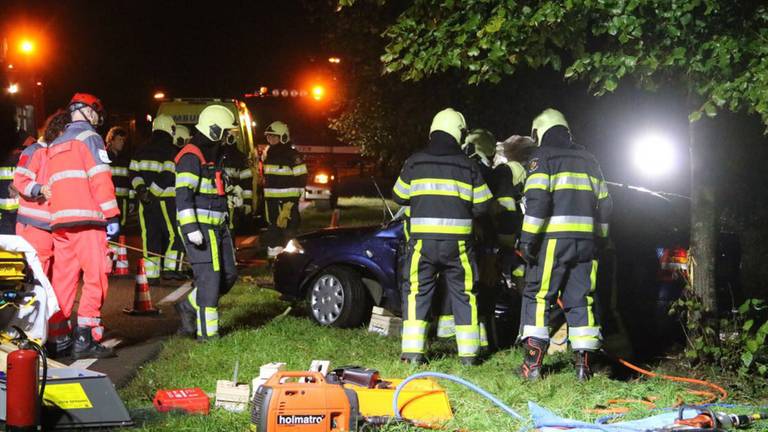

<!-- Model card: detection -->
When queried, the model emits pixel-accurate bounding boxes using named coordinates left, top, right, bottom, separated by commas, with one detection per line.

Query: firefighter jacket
left=392, top=131, right=492, bottom=240
left=129, top=131, right=177, bottom=199
left=13, top=139, right=51, bottom=230
left=221, top=144, right=254, bottom=209
left=109, top=148, right=134, bottom=202
left=262, top=142, right=307, bottom=200
left=47, top=121, right=120, bottom=229
left=490, top=160, right=527, bottom=237
left=520, top=128, right=611, bottom=243
left=175, top=134, right=229, bottom=236
left=0, top=146, right=21, bottom=216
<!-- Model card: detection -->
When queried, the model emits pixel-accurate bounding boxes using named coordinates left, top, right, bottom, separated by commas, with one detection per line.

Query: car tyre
left=306, top=266, right=370, bottom=328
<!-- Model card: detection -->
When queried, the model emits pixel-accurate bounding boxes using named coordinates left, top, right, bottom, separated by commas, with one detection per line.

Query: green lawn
left=120, top=198, right=767, bottom=431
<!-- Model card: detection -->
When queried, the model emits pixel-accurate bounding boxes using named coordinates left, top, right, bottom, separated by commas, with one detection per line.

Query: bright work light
left=631, top=132, right=676, bottom=177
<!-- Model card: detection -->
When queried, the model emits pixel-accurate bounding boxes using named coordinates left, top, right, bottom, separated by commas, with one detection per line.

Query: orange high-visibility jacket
left=47, top=121, right=120, bottom=230
left=13, top=139, right=52, bottom=230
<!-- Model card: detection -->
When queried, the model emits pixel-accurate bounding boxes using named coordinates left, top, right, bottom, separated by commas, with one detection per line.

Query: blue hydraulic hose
left=392, top=371, right=526, bottom=422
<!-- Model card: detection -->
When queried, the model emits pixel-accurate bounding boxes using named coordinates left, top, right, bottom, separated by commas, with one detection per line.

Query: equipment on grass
left=153, top=387, right=210, bottom=415
left=674, top=405, right=768, bottom=430
left=251, top=371, right=359, bottom=432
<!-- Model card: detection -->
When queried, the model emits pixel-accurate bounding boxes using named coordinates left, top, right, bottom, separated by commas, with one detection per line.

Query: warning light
left=311, top=85, right=325, bottom=101
left=153, top=91, right=166, bottom=100
left=328, top=57, right=341, bottom=64
left=259, top=86, right=268, bottom=95
left=19, top=40, right=34, bottom=55
left=7, top=84, right=19, bottom=94
left=314, top=173, right=329, bottom=184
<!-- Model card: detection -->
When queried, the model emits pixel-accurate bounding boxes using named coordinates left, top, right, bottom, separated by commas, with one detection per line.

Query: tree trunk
left=689, top=119, right=718, bottom=314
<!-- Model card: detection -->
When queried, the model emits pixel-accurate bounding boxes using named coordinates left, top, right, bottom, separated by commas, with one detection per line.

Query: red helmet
left=69, top=93, right=104, bottom=119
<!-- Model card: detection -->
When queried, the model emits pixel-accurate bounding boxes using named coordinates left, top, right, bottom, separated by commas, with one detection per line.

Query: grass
left=121, top=197, right=768, bottom=431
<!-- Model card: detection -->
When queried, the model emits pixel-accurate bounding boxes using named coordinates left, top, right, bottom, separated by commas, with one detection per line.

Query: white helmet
left=195, top=105, right=237, bottom=142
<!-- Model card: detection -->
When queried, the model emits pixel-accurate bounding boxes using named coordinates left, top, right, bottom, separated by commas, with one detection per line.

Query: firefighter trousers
left=182, top=225, right=238, bottom=338
left=139, top=199, right=183, bottom=278
left=402, top=238, right=480, bottom=358
left=520, top=237, right=602, bottom=351
left=263, top=198, right=300, bottom=249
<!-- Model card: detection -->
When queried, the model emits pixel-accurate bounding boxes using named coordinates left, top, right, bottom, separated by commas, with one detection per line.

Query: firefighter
left=173, top=105, right=238, bottom=341
left=175, top=124, right=191, bottom=147
left=14, top=110, right=70, bottom=354
left=130, top=114, right=184, bottom=281
left=436, top=129, right=498, bottom=349
left=0, top=130, right=31, bottom=234
left=221, top=132, right=254, bottom=231
left=45, top=93, right=120, bottom=359
left=262, top=121, right=307, bottom=258
left=517, top=108, right=612, bottom=381
left=392, top=108, right=492, bottom=366
left=106, top=126, right=132, bottom=227
left=494, top=135, right=536, bottom=288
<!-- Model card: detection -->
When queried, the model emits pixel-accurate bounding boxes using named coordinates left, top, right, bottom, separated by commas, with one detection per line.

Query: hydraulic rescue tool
left=674, top=405, right=768, bottom=430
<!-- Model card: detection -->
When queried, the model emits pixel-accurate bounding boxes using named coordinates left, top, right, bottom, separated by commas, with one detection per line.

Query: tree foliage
left=379, top=0, right=768, bottom=124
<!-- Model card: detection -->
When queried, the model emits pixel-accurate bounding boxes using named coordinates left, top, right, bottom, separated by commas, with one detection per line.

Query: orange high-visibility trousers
left=52, top=226, right=111, bottom=341
left=16, top=222, right=53, bottom=277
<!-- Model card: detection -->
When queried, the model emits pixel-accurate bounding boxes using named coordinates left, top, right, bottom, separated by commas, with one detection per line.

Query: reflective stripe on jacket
left=47, top=122, right=119, bottom=229
left=521, top=145, right=611, bottom=241
left=392, top=132, right=491, bottom=240
left=262, top=143, right=306, bottom=199
left=175, top=141, right=229, bottom=235
left=13, top=140, right=51, bottom=230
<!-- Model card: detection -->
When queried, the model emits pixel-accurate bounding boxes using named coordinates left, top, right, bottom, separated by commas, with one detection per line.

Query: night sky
left=2, top=0, right=324, bottom=114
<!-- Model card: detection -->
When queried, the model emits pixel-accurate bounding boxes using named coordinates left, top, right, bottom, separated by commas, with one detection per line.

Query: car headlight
left=283, top=239, right=304, bottom=254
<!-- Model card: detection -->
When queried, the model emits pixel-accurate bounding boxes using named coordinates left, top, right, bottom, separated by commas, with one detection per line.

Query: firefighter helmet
left=152, top=114, right=176, bottom=137
left=69, top=93, right=105, bottom=125
left=531, top=108, right=569, bottom=146
left=196, top=105, right=237, bottom=142
left=175, top=124, right=190, bottom=147
left=430, top=108, right=467, bottom=144
left=264, top=121, right=290, bottom=144
left=464, top=129, right=496, bottom=159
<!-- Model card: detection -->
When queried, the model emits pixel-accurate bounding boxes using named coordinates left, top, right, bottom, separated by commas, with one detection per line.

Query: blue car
left=273, top=216, right=405, bottom=327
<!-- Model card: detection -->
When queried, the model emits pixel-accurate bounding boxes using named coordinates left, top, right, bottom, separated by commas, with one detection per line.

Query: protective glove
left=106, top=221, right=120, bottom=239
left=227, top=185, right=244, bottom=209
left=187, top=230, right=204, bottom=246
left=136, top=185, right=153, bottom=204
left=518, top=241, right=539, bottom=265
left=276, top=202, right=294, bottom=229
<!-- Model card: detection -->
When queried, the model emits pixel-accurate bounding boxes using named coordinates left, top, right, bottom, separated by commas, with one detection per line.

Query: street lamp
left=328, top=57, right=341, bottom=64
left=7, top=83, right=19, bottom=94
left=631, top=132, right=677, bottom=177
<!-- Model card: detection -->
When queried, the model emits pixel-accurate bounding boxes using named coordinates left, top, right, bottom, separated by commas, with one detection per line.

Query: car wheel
left=306, top=266, right=370, bottom=328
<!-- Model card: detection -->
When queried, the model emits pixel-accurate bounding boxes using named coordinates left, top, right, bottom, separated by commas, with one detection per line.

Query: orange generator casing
left=251, top=371, right=359, bottom=432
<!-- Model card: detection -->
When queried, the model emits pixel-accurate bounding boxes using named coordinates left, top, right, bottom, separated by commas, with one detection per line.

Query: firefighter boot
left=575, top=350, right=593, bottom=381
left=400, top=353, right=426, bottom=365
left=175, top=298, right=197, bottom=338
left=520, top=337, right=548, bottom=381
left=72, top=327, right=116, bottom=360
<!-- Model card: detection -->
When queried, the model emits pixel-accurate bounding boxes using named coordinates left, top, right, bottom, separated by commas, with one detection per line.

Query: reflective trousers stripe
left=401, top=319, right=427, bottom=354
left=458, top=240, right=477, bottom=326
left=456, top=324, right=480, bottom=357
left=209, top=229, right=220, bottom=272
left=535, top=239, right=557, bottom=328
left=406, top=240, right=423, bottom=320
left=436, top=315, right=455, bottom=338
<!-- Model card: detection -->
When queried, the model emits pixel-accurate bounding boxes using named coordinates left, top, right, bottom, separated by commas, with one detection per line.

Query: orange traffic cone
left=113, top=235, right=130, bottom=277
left=123, top=258, right=160, bottom=316
left=329, top=208, right=340, bottom=228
